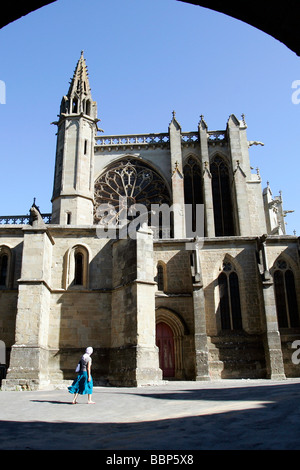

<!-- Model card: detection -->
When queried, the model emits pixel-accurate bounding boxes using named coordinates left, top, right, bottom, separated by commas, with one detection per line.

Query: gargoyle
left=248, top=141, right=264, bottom=147
left=29, top=205, right=45, bottom=228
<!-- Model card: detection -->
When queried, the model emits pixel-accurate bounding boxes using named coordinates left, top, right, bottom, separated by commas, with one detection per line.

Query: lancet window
left=218, top=261, right=242, bottom=330
left=183, top=157, right=203, bottom=235
left=157, top=264, right=164, bottom=291
left=74, top=252, right=84, bottom=286
left=65, top=245, right=89, bottom=289
left=210, top=155, right=234, bottom=236
left=0, top=246, right=11, bottom=288
left=0, top=254, right=8, bottom=287
left=273, top=259, right=299, bottom=328
left=72, top=97, right=78, bottom=114
left=156, top=262, right=166, bottom=292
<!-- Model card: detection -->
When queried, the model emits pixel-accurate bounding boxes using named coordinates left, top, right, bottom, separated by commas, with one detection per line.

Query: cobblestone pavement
left=1, top=378, right=300, bottom=450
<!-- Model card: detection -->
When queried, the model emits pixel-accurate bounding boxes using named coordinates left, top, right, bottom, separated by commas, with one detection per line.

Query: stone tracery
left=94, top=158, right=171, bottom=226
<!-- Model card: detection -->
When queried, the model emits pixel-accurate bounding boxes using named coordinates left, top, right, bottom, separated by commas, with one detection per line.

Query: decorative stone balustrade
left=95, top=133, right=170, bottom=150
left=208, top=130, right=227, bottom=143
left=0, top=214, right=52, bottom=225
left=95, top=129, right=227, bottom=151
left=181, top=132, right=199, bottom=144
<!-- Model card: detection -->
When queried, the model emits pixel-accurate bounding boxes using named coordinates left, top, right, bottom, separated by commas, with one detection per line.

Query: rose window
left=94, top=158, right=171, bottom=227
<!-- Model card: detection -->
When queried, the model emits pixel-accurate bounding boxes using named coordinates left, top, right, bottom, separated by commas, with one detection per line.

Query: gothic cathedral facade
left=1, top=52, right=300, bottom=390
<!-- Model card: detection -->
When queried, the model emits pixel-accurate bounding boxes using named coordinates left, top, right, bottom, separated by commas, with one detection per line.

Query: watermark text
left=95, top=198, right=204, bottom=250
left=0, top=80, right=6, bottom=104
left=291, top=80, right=300, bottom=104
left=292, top=340, right=300, bottom=364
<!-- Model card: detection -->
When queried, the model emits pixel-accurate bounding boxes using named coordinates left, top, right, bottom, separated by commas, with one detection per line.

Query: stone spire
left=51, top=52, right=98, bottom=225
left=60, top=51, right=97, bottom=120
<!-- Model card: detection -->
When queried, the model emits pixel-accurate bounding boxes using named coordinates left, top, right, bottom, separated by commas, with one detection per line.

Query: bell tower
left=51, top=51, right=99, bottom=225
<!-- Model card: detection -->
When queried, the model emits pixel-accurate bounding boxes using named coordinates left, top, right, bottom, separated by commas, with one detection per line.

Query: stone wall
left=1, top=223, right=300, bottom=389
left=109, top=229, right=161, bottom=386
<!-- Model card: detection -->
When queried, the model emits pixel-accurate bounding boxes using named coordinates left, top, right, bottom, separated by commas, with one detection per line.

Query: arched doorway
left=155, top=308, right=186, bottom=379
left=156, top=322, right=175, bottom=378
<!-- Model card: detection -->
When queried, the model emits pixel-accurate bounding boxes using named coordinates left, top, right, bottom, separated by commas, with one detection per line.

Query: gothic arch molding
left=156, top=307, right=187, bottom=336
left=183, top=152, right=201, bottom=166
left=63, top=243, right=91, bottom=289
left=155, top=307, right=188, bottom=379
left=94, top=155, right=171, bottom=192
left=209, top=149, right=231, bottom=166
left=270, top=251, right=299, bottom=277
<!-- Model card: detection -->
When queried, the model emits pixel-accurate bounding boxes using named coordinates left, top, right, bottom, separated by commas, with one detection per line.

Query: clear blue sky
left=0, top=0, right=299, bottom=235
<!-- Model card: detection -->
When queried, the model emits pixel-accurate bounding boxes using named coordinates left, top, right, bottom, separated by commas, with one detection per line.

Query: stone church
left=1, top=52, right=300, bottom=390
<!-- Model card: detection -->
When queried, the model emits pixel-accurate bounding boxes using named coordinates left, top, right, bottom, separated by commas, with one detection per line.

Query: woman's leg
left=87, top=394, right=95, bottom=404
left=72, top=393, right=78, bottom=404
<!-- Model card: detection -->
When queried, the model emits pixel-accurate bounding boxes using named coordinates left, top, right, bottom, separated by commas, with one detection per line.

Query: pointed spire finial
left=169, top=110, right=181, bottom=130
left=58, top=51, right=98, bottom=120
left=198, top=114, right=207, bottom=130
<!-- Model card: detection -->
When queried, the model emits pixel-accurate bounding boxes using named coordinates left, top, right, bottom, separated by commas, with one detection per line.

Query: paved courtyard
left=1, top=378, right=300, bottom=450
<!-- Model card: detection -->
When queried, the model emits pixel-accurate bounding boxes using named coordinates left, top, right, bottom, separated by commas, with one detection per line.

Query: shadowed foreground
left=1, top=379, right=300, bottom=450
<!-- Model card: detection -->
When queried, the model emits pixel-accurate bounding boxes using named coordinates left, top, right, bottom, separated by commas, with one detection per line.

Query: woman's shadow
left=30, top=400, right=73, bottom=405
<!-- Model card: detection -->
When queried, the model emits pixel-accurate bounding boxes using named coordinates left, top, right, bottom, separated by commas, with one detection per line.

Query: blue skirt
left=68, top=371, right=93, bottom=395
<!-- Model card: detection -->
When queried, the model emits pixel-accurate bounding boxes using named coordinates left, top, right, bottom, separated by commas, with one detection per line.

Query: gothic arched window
left=72, top=97, right=78, bottom=113
left=0, top=246, right=11, bottom=288
left=65, top=245, right=89, bottom=289
left=86, top=100, right=91, bottom=116
left=0, top=254, right=8, bottom=287
left=274, top=259, right=299, bottom=328
left=218, top=261, right=242, bottom=330
left=184, top=157, right=203, bottom=235
left=210, top=155, right=234, bottom=236
left=156, top=262, right=166, bottom=292
left=157, top=264, right=164, bottom=291
left=74, top=252, right=83, bottom=286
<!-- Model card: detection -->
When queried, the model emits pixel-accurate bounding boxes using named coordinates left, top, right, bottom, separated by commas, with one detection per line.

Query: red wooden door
left=156, top=322, right=175, bottom=378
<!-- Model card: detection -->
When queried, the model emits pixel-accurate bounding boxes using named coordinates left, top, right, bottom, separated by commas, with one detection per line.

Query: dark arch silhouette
left=1, top=1, right=300, bottom=56
left=181, top=1, right=300, bottom=56
left=0, top=1, right=55, bottom=29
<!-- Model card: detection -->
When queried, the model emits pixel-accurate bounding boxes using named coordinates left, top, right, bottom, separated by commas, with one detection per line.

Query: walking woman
left=68, top=347, right=95, bottom=404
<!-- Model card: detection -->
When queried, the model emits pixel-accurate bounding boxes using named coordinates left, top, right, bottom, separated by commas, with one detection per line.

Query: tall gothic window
left=0, top=246, right=11, bottom=288
left=156, top=262, right=166, bottom=292
left=74, top=252, right=83, bottom=286
left=86, top=100, right=91, bottom=116
left=65, top=245, right=89, bottom=289
left=184, top=157, right=203, bottom=235
left=210, top=155, right=234, bottom=236
left=218, top=261, right=242, bottom=330
left=274, top=259, right=299, bottom=328
left=0, top=254, right=8, bottom=286
left=72, top=97, right=78, bottom=114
